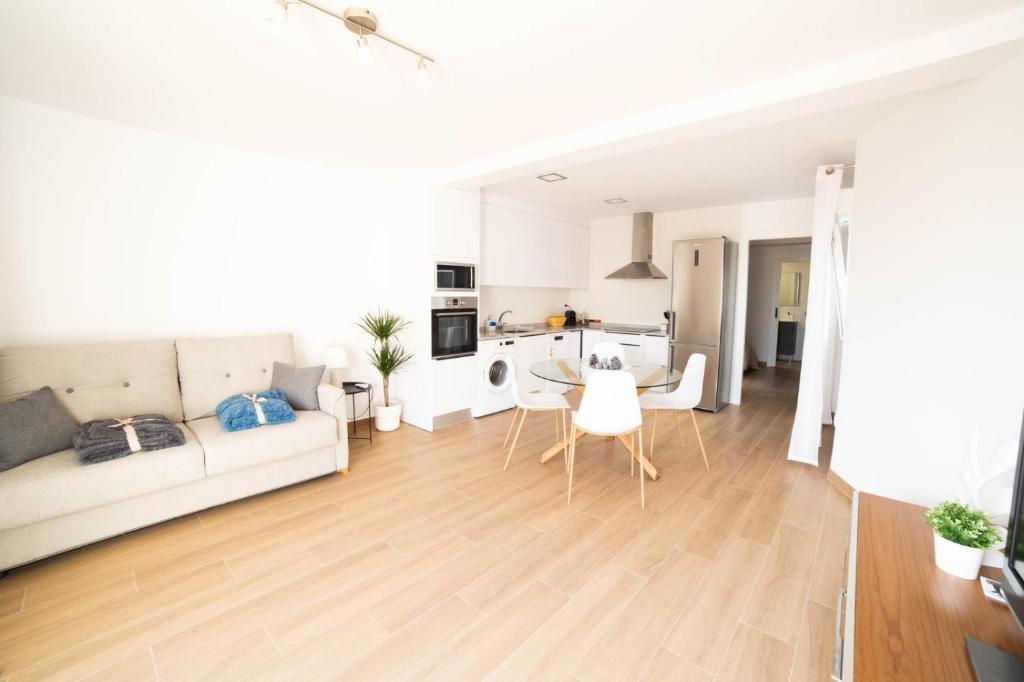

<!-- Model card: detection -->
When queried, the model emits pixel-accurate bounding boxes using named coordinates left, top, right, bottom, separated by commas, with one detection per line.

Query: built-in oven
left=434, top=262, right=476, bottom=292
left=431, top=296, right=478, bottom=359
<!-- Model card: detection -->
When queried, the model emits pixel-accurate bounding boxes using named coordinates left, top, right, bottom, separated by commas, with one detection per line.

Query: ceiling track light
left=270, top=2, right=434, bottom=73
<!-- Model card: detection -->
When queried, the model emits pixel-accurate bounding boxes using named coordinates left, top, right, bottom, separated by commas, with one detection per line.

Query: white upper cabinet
left=480, top=202, right=589, bottom=288
left=431, top=186, right=480, bottom=262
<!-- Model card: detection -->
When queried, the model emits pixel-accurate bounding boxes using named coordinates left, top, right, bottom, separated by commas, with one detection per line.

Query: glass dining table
left=529, top=359, right=682, bottom=480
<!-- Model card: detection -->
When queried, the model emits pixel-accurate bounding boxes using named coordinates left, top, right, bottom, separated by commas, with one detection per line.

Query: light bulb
left=356, top=34, right=374, bottom=66
left=268, top=0, right=288, bottom=27
left=416, top=57, right=430, bottom=88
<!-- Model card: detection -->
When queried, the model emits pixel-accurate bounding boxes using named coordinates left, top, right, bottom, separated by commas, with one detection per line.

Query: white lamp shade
left=324, top=345, right=350, bottom=369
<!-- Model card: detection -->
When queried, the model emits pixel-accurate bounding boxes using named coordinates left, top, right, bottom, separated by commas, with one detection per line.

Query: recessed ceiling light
left=603, top=197, right=628, bottom=204
left=537, top=172, right=567, bottom=183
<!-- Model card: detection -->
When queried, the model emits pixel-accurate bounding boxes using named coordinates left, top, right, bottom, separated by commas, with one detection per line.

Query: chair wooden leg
left=629, top=431, right=635, bottom=478
left=673, top=409, right=686, bottom=448
left=690, top=408, right=710, bottom=470
left=561, top=409, right=569, bottom=472
left=567, top=425, right=577, bottom=504
left=504, top=409, right=528, bottom=471
left=649, top=410, right=658, bottom=463
left=637, top=427, right=646, bottom=509
left=502, top=407, right=520, bottom=449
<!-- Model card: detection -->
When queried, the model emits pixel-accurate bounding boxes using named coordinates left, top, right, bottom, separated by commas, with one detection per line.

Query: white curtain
left=788, top=165, right=844, bottom=465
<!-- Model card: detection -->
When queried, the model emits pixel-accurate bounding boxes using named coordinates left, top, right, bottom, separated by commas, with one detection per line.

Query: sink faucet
left=497, top=310, right=513, bottom=330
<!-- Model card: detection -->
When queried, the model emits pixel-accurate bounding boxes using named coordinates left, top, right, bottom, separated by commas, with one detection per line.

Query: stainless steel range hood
left=605, top=212, right=667, bottom=279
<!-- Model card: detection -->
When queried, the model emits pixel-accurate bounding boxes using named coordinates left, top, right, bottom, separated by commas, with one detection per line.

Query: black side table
left=341, top=381, right=373, bottom=443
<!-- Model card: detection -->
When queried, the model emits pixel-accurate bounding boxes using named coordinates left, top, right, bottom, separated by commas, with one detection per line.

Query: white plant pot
left=374, top=400, right=402, bottom=432
left=933, top=532, right=985, bottom=580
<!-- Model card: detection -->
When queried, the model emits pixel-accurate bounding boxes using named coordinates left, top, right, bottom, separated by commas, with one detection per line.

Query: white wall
left=0, top=96, right=435, bottom=427
left=831, top=53, right=1024, bottom=506
left=479, top=286, right=571, bottom=325
left=746, top=243, right=811, bottom=364
left=569, top=194, right=852, bottom=403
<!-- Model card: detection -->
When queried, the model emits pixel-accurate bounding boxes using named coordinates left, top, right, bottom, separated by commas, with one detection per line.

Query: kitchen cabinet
left=546, top=330, right=580, bottom=394
left=549, top=330, right=580, bottom=360
left=431, top=355, right=477, bottom=416
left=603, top=332, right=645, bottom=366
left=514, top=334, right=549, bottom=395
left=431, top=186, right=480, bottom=262
left=480, top=202, right=589, bottom=288
left=581, top=329, right=603, bottom=360
left=643, top=335, right=669, bottom=367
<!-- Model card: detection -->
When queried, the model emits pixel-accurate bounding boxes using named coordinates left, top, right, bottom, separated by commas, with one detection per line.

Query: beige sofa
left=0, top=333, right=348, bottom=571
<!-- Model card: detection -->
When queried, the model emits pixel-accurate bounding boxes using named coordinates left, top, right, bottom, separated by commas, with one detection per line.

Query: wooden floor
left=0, top=364, right=850, bottom=681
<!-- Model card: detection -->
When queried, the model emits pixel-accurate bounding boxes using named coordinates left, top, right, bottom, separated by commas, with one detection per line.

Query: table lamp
left=324, top=345, right=349, bottom=386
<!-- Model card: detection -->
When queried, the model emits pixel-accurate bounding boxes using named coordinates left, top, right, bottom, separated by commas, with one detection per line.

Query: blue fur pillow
left=215, top=389, right=295, bottom=432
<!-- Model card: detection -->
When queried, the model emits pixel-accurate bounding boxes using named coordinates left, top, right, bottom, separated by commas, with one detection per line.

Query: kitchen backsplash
left=479, top=286, right=572, bottom=324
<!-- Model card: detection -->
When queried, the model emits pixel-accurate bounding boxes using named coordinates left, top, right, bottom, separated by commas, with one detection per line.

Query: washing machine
left=471, top=338, right=516, bottom=417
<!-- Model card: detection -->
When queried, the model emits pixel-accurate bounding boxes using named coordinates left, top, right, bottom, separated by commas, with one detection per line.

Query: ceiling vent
left=537, top=172, right=567, bottom=183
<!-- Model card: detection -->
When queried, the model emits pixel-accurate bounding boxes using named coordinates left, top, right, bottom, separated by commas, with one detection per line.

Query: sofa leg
left=339, top=468, right=350, bottom=475
left=0, top=569, right=7, bottom=579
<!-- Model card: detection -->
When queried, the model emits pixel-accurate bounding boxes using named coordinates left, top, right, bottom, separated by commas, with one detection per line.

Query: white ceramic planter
left=374, top=400, right=402, bottom=432
left=933, top=532, right=985, bottom=580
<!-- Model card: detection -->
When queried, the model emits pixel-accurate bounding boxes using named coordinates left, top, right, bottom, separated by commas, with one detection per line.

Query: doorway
left=744, top=239, right=811, bottom=369
left=774, top=260, right=810, bottom=363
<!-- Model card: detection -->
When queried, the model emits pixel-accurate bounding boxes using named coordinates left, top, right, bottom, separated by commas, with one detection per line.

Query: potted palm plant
left=357, top=310, right=414, bottom=432
left=924, top=500, right=1000, bottom=580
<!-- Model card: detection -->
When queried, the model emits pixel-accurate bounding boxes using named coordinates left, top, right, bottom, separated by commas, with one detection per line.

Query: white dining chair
left=503, top=361, right=571, bottom=471
left=638, top=353, right=710, bottom=469
left=567, top=370, right=648, bottom=508
left=591, top=341, right=625, bottom=362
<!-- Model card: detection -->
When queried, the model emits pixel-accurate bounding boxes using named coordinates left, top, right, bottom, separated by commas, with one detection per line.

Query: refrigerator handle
left=774, top=306, right=778, bottom=320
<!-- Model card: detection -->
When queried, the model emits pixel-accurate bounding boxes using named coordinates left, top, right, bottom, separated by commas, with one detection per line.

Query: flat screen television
left=970, top=412, right=1024, bottom=679
left=1003, top=412, right=1024, bottom=629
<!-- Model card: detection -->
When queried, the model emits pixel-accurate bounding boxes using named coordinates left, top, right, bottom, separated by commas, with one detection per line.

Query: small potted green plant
left=924, top=501, right=1000, bottom=580
left=356, top=309, right=414, bottom=432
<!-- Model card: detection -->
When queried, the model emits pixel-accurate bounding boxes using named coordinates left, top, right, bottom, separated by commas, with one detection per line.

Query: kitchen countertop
left=479, top=322, right=666, bottom=340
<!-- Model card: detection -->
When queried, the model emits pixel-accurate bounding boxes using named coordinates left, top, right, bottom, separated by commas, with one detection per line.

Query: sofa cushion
left=0, top=424, right=204, bottom=531
left=0, top=340, right=183, bottom=423
left=0, top=387, right=80, bottom=472
left=271, top=362, right=326, bottom=411
left=188, top=411, right=337, bottom=476
left=176, top=334, right=296, bottom=422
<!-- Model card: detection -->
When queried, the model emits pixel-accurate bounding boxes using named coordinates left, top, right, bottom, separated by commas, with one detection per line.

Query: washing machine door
left=485, top=353, right=513, bottom=393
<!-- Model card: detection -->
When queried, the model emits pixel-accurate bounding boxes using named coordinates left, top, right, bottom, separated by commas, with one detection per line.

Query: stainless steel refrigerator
left=669, top=237, right=737, bottom=411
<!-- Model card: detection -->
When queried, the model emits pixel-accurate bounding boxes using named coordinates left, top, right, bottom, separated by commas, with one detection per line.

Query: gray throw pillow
left=270, top=362, right=325, bottom=411
left=0, top=387, right=80, bottom=472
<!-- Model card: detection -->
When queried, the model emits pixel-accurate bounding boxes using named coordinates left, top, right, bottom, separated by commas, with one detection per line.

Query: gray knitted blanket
left=73, top=414, right=185, bottom=464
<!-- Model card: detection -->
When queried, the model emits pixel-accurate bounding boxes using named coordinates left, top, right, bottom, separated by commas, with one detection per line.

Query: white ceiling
left=1, top=0, right=1022, bottom=175
left=482, top=99, right=898, bottom=220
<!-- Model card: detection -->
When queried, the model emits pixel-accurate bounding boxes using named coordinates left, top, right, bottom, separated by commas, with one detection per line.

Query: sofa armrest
left=317, top=383, right=350, bottom=472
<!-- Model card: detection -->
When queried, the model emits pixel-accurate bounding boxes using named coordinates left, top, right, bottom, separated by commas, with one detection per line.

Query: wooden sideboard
left=841, top=492, right=1024, bottom=680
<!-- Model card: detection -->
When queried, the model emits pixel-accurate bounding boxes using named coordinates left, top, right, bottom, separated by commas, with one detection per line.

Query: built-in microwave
left=435, top=262, right=476, bottom=292
left=431, top=296, right=478, bottom=359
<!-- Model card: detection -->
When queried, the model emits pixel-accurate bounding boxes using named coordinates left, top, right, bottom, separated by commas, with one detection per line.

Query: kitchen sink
left=500, top=326, right=537, bottom=334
